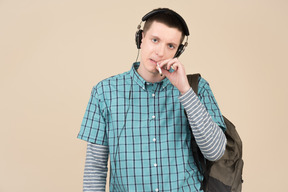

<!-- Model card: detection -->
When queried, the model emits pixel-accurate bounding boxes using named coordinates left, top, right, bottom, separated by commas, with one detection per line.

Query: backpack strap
left=187, top=73, right=200, bottom=96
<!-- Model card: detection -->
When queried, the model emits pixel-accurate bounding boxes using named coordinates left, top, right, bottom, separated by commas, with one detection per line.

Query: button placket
left=148, top=86, right=158, bottom=179
left=147, top=84, right=160, bottom=189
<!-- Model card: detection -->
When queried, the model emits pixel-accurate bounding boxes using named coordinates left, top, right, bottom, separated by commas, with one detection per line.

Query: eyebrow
left=150, top=35, right=179, bottom=47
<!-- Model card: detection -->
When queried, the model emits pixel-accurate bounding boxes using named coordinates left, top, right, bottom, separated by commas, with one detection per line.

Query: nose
left=155, top=44, right=165, bottom=57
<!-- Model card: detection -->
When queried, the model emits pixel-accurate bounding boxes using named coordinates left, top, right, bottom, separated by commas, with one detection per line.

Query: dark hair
left=143, top=9, right=185, bottom=43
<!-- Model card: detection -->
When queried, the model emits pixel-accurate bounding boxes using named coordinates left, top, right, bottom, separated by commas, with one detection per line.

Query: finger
left=159, top=58, right=175, bottom=69
left=158, top=59, right=169, bottom=70
left=171, top=64, right=178, bottom=71
left=165, top=58, right=178, bottom=70
left=161, top=67, right=171, bottom=77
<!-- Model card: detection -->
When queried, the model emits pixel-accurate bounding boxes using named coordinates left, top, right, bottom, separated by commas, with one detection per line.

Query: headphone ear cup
left=174, top=44, right=184, bottom=58
left=135, top=29, right=143, bottom=49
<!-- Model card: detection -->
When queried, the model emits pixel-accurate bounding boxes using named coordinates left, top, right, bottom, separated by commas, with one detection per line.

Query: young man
left=78, top=8, right=227, bottom=192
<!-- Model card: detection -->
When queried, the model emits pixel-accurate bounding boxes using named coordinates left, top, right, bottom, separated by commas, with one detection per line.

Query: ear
left=141, top=31, right=145, bottom=40
left=140, top=31, right=145, bottom=48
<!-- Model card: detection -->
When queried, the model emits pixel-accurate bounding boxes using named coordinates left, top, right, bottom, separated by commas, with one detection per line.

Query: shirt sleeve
left=178, top=77, right=227, bottom=161
left=77, top=86, right=108, bottom=146
left=83, top=143, right=109, bottom=192
left=197, top=77, right=226, bottom=131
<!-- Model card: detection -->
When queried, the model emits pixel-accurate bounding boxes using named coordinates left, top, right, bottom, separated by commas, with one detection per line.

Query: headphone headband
left=141, top=8, right=190, bottom=36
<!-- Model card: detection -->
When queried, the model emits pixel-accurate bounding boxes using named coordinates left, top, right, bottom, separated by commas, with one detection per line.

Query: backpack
left=186, top=73, right=244, bottom=192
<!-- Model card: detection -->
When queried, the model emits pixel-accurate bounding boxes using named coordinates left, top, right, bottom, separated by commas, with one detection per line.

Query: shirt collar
left=128, top=62, right=172, bottom=91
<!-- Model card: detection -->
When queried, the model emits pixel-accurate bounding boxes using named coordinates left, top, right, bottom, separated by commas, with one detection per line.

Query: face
left=138, top=21, right=182, bottom=80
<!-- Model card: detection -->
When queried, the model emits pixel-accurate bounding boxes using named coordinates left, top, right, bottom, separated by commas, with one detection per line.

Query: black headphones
left=135, top=8, right=190, bottom=58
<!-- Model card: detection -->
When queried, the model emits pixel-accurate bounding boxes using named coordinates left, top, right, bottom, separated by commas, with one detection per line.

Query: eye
left=152, top=38, right=158, bottom=43
left=168, top=44, right=175, bottom=49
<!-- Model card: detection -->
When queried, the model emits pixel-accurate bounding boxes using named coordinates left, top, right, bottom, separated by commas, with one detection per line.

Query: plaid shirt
left=78, top=62, right=226, bottom=192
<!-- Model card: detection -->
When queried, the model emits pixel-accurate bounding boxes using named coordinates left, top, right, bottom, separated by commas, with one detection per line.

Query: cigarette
left=157, top=63, right=163, bottom=76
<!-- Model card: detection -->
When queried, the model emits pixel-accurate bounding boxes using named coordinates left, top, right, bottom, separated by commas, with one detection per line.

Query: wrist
left=180, top=85, right=191, bottom=95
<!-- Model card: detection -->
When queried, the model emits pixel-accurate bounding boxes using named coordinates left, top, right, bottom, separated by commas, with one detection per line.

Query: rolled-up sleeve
left=78, top=85, right=108, bottom=146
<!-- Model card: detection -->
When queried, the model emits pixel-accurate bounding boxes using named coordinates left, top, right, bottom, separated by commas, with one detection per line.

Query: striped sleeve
left=179, top=88, right=227, bottom=161
left=83, top=143, right=109, bottom=192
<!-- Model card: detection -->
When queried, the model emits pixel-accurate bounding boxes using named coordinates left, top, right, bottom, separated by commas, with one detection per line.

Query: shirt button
left=152, top=115, right=155, bottom=119
left=154, top=163, right=157, bottom=167
left=153, top=138, right=156, bottom=142
left=155, top=188, right=159, bottom=192
left=152, top=93, right=155, bottom=97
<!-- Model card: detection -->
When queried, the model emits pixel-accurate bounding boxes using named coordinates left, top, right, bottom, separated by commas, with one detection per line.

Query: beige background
left=1, top=0, right=287, bottom=191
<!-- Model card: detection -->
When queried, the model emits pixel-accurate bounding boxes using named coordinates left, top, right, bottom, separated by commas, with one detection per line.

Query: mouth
left=150, top=58, right=159, bottom=65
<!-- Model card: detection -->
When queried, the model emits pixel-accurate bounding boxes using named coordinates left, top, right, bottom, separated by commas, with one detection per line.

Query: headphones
left=135, top=8, right=190, bottom=58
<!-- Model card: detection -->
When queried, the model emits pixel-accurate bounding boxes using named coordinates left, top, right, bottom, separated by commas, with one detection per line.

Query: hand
left=157, top=58, right=190, bottom=94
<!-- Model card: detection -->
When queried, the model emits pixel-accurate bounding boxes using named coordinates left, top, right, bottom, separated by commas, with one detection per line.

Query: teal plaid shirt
left=78, top=62, right=226, bottom=192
